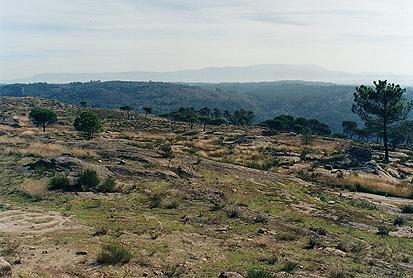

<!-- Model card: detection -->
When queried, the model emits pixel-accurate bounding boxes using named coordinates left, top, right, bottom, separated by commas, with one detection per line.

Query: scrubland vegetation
left=0, top=80, right=413, bottom=277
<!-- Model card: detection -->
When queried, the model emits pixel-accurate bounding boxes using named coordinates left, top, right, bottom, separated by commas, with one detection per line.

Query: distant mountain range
left=6, top=64, right=413, bottom=85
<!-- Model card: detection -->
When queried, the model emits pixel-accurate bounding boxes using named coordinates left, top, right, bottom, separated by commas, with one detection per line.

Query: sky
left=1, top=0, right=413, bottom=80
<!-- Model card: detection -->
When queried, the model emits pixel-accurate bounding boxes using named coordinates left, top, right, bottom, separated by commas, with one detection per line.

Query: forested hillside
left=1, top=80, right=412, bottom=131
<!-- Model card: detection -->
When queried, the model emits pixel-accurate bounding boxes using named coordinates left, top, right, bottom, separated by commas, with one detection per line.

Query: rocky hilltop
left=0, top=97, right=413, bottom=277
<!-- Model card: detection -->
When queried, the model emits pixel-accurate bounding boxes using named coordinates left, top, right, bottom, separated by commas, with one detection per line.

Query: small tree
left=301, top=128, right=314, bottom=145
left=29, top=107, right=57, bottom=132
left=142, top=106, right=153, bottom=119
left=120, top=105, right=133, bottom=120
left=80, top=101, right=88, bottom=108
left=74, top=111, right=102, bottom=140
left=352, top=80, right=413, bottom=162
left=342, top=121, right=358, bottom=139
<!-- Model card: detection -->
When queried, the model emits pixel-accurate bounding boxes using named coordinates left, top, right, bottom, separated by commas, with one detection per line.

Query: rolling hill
left=1, top=80, right=412, bottom=132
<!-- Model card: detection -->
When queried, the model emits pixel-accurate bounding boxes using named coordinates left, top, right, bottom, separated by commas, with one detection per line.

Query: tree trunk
left=383, top=122, right=389, bottom=162
left=43, top=123, right=46, bottom=133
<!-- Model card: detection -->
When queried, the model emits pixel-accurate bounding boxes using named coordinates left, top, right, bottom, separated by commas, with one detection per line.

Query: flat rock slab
left=0, top=209, right=80, bottom=235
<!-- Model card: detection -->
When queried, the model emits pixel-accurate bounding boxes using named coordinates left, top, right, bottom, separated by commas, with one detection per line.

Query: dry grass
left=20, top=179, right=48, bottom=200
left=18, top=142, right=97, bottom=158
left=318, top=174, right=413, bottom=198
left=0, top=135, right=26, bottom=145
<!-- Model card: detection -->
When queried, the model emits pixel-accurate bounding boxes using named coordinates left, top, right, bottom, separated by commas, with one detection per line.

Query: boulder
left=218, top=272, right=244, bottom=278
left=26, top=156, right=113, bottom=177
left=324, top=164, right=333, bottom=171
left=0, top=257, right=11, bottom=276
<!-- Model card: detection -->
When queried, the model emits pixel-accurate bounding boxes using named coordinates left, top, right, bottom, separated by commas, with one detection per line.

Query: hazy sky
left=1, top=0, right=413, bottom=80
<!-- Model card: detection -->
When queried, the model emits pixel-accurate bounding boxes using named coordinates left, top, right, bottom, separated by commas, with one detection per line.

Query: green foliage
left=353, top=80, right=413, bottom=161
left=301, top=128, right=314, bottom=145
left=96, top=242, right=132, bottom=265
left=246, top=269, right=273, bottom=278
left=377, top=226, right=390, bottom=236
left=160, top=143, right=173, bottom=158
left=29, top=106, right=57, bottom=132
left=120, top=105, right=133, bottom=119
left=162, top=107, right=254, bottom=127
left=227, top=207, right=240, bottom=218
left=342, top=121, right=357, bottom=139
left=401, top=204, right=413, bottom=213
left=98, top=176, right=116, bottom=193
left=48, top=175, right=72, bottom=191
left=305, top=236, right=320, bottom=249
left=76, top=169, right=100, bottom=191
left=148, top=194, right=162, bottom=209
left=394, top=216, right=405, bottom=226
left=261, top=115, right=331, bottom=136
left=143, top=106, right=153, bottom=115
left=282, top=260, right=298, bottom=272
left=74, top=111, right=102, bottom=140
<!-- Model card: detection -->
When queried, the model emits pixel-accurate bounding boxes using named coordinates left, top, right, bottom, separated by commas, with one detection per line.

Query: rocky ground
left=1, top=97, right=413, bottom=277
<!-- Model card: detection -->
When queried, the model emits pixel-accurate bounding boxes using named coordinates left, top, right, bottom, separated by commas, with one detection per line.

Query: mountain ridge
left=6, top=64, right=413, bottom=85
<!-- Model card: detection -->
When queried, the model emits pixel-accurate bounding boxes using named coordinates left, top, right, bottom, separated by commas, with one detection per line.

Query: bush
left=164, top=200, right=179, bottom=209
left=246, top=269, right=273, bottom=278
left=96, top=242, right=132, bottom=265
left=49, top=175, right=72, bottom=191
left=98, top=176, right=116, bottom=193
left=227, top=207, right=240, bottom=219
left=148, top=194, right=162, bottom=209
left=254, top=214, right=268, bottom=224
left=160, top=143, right=173, bottom=158
left=305, top=236, right=320, bottom=249
left=377, top=226, right=390, bottom=236
left=401, top=204, right=413, bottom=213
left=394, top=216, right=405, bottom=226
left=282, top=260, right=298, bottom=272
left=76, top=169, right=100, bottom=191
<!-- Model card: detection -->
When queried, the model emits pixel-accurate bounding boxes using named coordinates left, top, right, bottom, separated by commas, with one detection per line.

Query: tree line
left=161, top=107, right=255, bottom=129
left=27, top=79, right=413, bottom=163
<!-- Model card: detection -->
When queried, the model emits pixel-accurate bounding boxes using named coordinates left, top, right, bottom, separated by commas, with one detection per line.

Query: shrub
left=93, top=227, right=108, bottom=237
left=305, top=236, right=320, bottom=249
left=164, top=200, right=179, bottom=209
left=282, top=260, right=298, bottom=272
left=394, top=216, right=405, bottom=226
left=254, top=214, right=268, bottom=224
left=401, top=204, right=413, bottom=213
left=264, top=255, right=278, bottom=265
left=336, top=242, right=349, bottom=253
left=148, top=194, right=162, bottom=209
left=329, top=269, right=346, bottom=278
left=49, top=175, right=72, bottom=191
left=98, top=176, right=116, bottom=193
left=227, top=207, right=240, bottom=219
left=246, top=269, right=273, bottom=278
left=160, top=143, right=173, bottom=158
left=0, top=238, right=20, bottom=256
left=96, top=242, right=132, bottom=265
left=377, top=226, right=390, bottom=236
left=76, top=169, right=100, bottom=191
